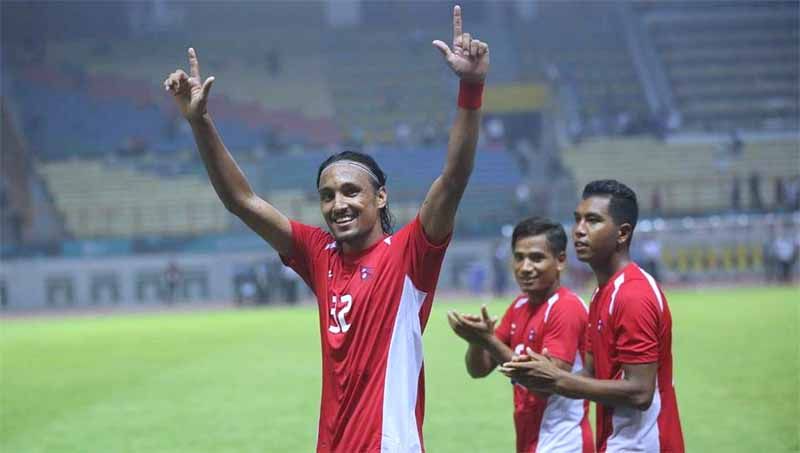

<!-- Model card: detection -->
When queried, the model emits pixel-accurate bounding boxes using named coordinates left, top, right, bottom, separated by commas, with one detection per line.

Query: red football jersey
left=495, top=287, right=594, bottom=453
left=586, top=263, right=684, bottom=453
left=280, top=215, right=450, bottom=453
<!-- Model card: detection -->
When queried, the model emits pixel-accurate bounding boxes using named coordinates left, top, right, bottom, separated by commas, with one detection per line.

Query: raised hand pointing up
left=432, top=5, right=490, bottom=83
left=164, top=48, right=215, bottom=121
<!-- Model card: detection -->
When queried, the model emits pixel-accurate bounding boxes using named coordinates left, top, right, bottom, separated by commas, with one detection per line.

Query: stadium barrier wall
left=0, top=213, right=796, bottom=310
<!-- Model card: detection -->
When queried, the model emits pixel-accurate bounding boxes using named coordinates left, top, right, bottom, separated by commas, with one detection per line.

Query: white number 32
left=329, top=294, right=353, bottom=334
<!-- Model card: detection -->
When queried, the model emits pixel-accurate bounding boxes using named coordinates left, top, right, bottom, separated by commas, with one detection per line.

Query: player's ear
left=617, top=223, right=633, bottom=248
left=556, top=250, right=567, bottom=273
left=376, top=186, right=387, bottom=209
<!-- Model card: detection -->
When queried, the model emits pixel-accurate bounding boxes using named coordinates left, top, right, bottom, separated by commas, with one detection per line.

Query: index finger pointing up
left=188, top=47, right=201, bottom=79
left=453, top=5, right=462, bottom=43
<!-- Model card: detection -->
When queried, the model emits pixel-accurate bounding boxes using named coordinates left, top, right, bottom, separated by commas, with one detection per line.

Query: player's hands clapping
left=164, top=48, right=215, bottom=122
left=447, top=304, right=497, bottom=346
left=498, top=347, right=561, bottom=394
left=433, top=5, right=490, bottom=83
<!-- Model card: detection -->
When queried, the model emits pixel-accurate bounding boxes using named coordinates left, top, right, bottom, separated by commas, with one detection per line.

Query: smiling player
left=500, top=181, right=684, bottom=453
left=164, top=5, right=489, bottom=452
left=447, top=216, right=593, bottom=452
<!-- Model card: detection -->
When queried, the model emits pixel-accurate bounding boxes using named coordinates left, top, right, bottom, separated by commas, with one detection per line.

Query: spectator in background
left=280, top=264, right=301, bottom=304
left=485, top=116, right=505, bottom=148
left=515, top=182, right=531, bottom=218
left=394, top=121, right=412, bottom=147
left=490, top=224, right=512, bottom=297
left=421, top=122, right=438, bottom=146
left=727, top=129, right=743, bottom=157
left=772, top=224, right=798, bottom=284
left=763, top=230, right=777, bottom=283
left=730, top=174, right=741, bottom=212
left=749, top=171, right=763, bottom=212
left=785, top=176, right=800, bottom=211
left=117, top=136, right=149, bottom=157
left=164, top=260, right=182, bottom=304
left=640, top=231, right=663, bottom=282
left=774, top=177, right=786, bottom=211
left=253, top=260, right=271, bottom=304
left=265, top=47, right=281, bottom=77
left=651, top=185, right=663, bottom=215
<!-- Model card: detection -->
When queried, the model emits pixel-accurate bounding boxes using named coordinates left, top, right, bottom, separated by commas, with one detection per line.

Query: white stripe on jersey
left=608, top=273, right=626, bottom=315
left=543, top=292, right=560, bottom=324
left=380, top=275, right=426, bottom=453
left=537, top=351, right=586, bottom=452
left=607, top=380, right=661, bottom=452
left=636, top=265, right=664, bottom=312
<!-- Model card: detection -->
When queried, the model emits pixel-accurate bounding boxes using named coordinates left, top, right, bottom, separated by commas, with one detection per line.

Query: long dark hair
left=316, top=150, right=395, bottom=234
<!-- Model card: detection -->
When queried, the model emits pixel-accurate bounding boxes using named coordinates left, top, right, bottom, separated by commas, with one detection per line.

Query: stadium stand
left=562, top=137, right=800, bottom=215
left=322, top=25, right=450, bottom=145
left=38, top=159, right=228, bottom=238
left=0, top=100, right=67, bottom=246
left=2, top=1, right=796, bottom=254
left=638, top=1, right=799, bottom=132
left=512, top=1, right=650, bottom=135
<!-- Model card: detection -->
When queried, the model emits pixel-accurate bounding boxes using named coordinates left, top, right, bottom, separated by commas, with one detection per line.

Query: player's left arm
left=501, top=286, right=660, bottom=410
left=500, top=352, right=657, bottom=410
left=551, top=360, right=657, bottom=410
left=420, top=5, right=490, bottom=243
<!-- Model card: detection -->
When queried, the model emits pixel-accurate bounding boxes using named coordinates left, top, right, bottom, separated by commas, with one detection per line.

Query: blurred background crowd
left=1, top=0, right=797, bottom=309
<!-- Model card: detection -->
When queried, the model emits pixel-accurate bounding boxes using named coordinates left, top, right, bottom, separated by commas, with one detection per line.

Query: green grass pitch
left=1, top=287, right=797, bottom=452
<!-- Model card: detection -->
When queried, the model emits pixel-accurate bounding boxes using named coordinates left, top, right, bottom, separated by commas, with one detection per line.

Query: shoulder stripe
left=608, top=273, right=626, bottom=315
left=543, top=293, right=560, bottom=323
left=577, top=296, right=589, bottom=313
left=564, top=289, right=590, bottom=313
left=514, top=297, right=529, bottom=309
left=636, top=265, right=664, bottom=312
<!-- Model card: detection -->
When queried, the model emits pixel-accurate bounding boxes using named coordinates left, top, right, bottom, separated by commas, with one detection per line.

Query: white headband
left=320, top=160, right=381, bottom=186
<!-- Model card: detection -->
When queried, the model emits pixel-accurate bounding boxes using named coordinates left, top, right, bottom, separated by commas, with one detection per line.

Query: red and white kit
left=586, top=263, right=684, bottom=453
left=281, top=215, right=450, bottom=453
left=495, top=287, right=594, bottom=453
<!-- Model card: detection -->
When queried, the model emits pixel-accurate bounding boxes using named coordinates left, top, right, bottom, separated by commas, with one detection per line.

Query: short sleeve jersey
left=280, top=215, right=450, bottom=453
left=494, top=287, right=594, bottom=453
left=586, top=263, right=684, bottom=453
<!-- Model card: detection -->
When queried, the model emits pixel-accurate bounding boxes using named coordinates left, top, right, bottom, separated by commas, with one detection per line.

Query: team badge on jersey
left=360, top=266, right=374, bottom=281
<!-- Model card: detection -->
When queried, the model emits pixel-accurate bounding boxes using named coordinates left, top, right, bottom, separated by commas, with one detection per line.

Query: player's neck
left=526, top=281, right=560, bottom=306
left=592, top=252, right=631, bottom=287
left=340, top=227, right=385, bottom=256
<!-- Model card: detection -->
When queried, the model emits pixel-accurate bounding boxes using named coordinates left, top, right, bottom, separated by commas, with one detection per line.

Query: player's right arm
left=164, top=48, right=293, bottom=256
left=447, top=305, right=514, bottom=378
